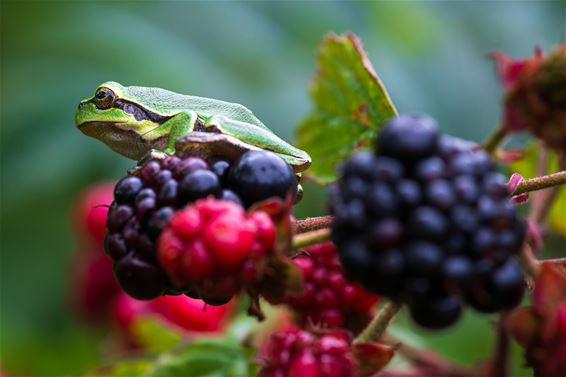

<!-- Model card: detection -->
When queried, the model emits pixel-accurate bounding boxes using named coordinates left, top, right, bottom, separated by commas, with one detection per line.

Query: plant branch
left=493, top=313, right=510, bottom=377
left=483, top=126, right=507, bottom=155
left=295, top=216, right=333, bottom=233
left=512, top=170, right=566, bottom=195
left=540, top=258, right=566, bottom=267
left=354, top=301, right=401, bottom=344
left=518, top=243, right=541, bottom=280
left=381, top=334, right=471, bottom=377
left=531, top=150, right=566, bottom=224
left=292, top=228, right=332, bottom=250
left=529, top=142, right=549, bottom=223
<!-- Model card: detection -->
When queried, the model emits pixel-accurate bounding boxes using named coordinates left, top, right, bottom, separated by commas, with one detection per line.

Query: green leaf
left=150, top=339, right=256, bottom=377
left=508, top=142, right=566, bottom=235
left=296, top=32, right=397, bottom=184
left=87, top=338, right=256, bottom=377
left=86, top=360, right=153, bottom=377
left=130, top=315, right=184, bottom=354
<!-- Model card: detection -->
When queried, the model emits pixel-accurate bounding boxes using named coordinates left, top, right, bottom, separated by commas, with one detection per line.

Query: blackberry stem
left=483, top=126, right=507, bottom=155
left=354, top=301, right=402, bottom=344
left=382, top=334, right=471, bottom=376
left=512, top=169, right=566, bottom=195
left=518, top=244, right=541, bottom=279
left=292, top=228, right=332, bottom=250
left=295, top=216, right=333, bottom=233
left=539, top=257, right=566, bottom=266
left=493, top=312, right=510, bottom=377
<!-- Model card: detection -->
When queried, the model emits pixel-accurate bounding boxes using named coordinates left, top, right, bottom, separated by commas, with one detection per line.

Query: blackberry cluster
left=330, top=114, right=526, bottom=329
left=259, top=328, right=356, bottom=377
left=157, top=199, right=276, bottom=305
left=285, top=243, right=379, bottom=330
left=104, top=151, right=296, bottom=300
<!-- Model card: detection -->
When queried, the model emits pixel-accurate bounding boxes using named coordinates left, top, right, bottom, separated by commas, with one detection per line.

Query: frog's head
left=75, top=81, right=169, bottom=160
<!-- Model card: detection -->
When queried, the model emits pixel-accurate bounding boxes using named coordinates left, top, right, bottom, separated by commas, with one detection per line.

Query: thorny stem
left=493, top=313, right=510, bottom=377
left=512, top=169, right=566, bottom=195
left=354, top=301, right=402, bottom=344
left=291, top=228, right=332, bottom=250
left=294, top=216, right=333, bottom=233
left=518, top=243, right=541, bottom=279
left=483, top=126, right=507, bottom=155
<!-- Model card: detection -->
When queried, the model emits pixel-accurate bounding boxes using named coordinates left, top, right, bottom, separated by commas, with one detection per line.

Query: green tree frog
left=76, top=81, right=311, bottom=173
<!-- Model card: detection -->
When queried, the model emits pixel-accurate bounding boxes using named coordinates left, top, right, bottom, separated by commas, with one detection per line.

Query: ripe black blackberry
left=105, top=151, right=296, bottom=300
left=330, top=114, right=526, bottom=329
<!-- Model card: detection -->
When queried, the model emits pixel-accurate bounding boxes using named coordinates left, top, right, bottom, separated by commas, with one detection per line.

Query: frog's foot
left=139, top=149, right=169, bottom=165
left=128, top=150, right=169, bottom=175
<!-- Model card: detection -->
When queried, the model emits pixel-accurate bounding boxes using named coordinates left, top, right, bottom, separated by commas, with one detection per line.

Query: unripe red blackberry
left=330, top=114, right=526, bottom=329
left=105, top=156, right=242, bottom=300
left=259, top=328, right=357, bottom=377
left=284, top=242, right=378, bottom=330
left=157, top=198, right=276, bottom=305
left=105, top=150, right=296, bottom=300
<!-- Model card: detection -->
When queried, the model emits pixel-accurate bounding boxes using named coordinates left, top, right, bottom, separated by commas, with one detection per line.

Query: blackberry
left=157, top=199, right=276, bottom=306
left=259, top=328, right=357, bottom=377
left=283, top=243, right=379, bottom=331
left=330, top=114, right=526, bottom=329
left=105, top=151, right=297, bottom=300
left=228, top=150, right=298, bottom=207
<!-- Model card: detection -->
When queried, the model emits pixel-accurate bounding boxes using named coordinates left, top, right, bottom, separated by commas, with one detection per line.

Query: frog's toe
left=138, top=149, right=168, bottom=165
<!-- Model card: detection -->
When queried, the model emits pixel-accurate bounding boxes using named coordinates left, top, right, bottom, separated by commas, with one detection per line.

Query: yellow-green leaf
left=296, top=32, right=397, bottom=184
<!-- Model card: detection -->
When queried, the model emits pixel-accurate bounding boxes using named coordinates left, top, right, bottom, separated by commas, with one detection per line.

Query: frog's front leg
left=138, top=111, right=199, bottom=164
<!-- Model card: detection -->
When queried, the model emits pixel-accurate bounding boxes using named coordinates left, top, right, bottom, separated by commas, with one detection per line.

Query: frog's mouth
left=77, top=121, right=121, bottom=136
left=78, top=121, right=162, bottom=160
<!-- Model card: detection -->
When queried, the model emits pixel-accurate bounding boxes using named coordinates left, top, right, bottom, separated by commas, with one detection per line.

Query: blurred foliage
left=1, top=1, right=564, bottom=376
left=297, top=33, right=396, bottom=183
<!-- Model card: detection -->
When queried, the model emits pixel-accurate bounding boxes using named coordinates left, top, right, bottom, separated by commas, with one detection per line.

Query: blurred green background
left=1, top=1, right=564, bottom=376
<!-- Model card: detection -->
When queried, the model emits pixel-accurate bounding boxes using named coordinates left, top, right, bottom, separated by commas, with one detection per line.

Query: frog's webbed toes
left=128, top=149, right=169, bottom=175
left=140, top=149, right=168, bottom=164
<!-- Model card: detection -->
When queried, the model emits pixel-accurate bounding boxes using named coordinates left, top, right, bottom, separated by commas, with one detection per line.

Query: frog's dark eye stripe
left=113, top=99, right=170, bottom=124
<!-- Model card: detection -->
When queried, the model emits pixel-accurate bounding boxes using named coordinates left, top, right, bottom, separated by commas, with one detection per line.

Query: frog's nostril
left=78, top=102, right=86, bottom=109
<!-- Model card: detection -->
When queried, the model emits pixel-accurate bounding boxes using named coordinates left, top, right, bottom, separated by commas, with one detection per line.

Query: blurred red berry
left=72, top=182, right=114, bottom=247
left=259, top=328, right=357, bottom=377
left=71, top=247, right=120, bottom=324
left=284, top=243, right=379, bottom=331
left=112, top=292, right=234, bottom=335
left=492, top=45, right=566, bottom=151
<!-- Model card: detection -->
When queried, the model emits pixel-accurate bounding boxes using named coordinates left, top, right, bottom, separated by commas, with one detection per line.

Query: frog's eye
left=94, top=87, right=115, bottom=109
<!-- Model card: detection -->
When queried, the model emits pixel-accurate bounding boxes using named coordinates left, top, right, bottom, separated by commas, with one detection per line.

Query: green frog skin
left=76, top=81, right=311, bottom=173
